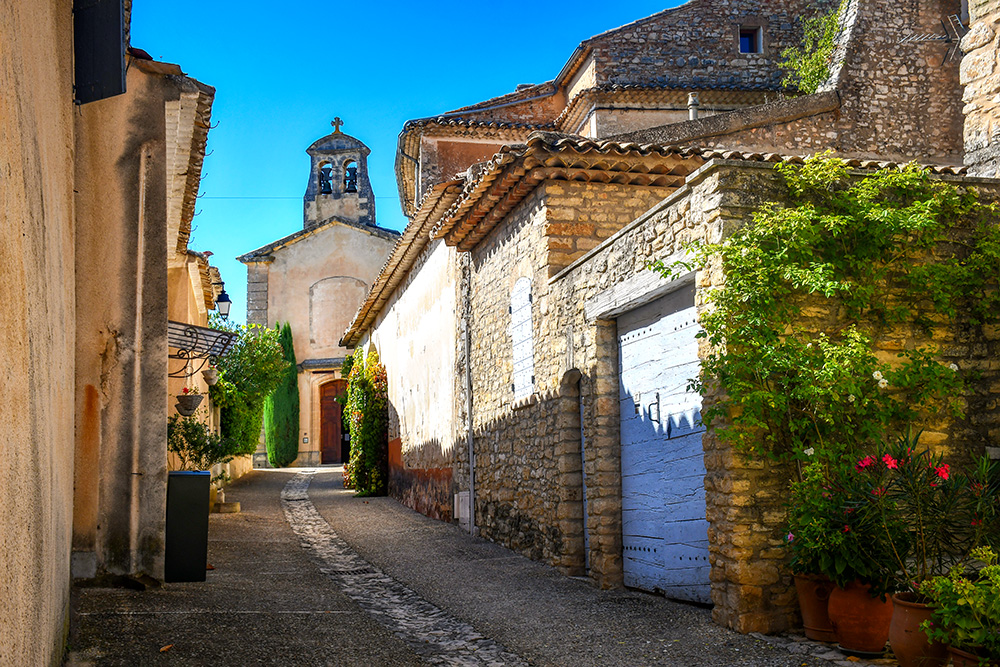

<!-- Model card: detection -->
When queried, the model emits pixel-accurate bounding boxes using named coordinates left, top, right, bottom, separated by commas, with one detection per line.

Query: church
left=238, top=119, right=399, bottom=466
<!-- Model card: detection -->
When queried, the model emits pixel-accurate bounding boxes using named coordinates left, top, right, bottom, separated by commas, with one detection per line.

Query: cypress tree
left=264, top=322, right=299, bottom=467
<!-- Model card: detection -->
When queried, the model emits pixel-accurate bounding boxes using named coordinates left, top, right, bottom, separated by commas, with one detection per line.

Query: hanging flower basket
left=175, top=393, right=204, bottom=416
left=201, top=368, right=219, bottom=385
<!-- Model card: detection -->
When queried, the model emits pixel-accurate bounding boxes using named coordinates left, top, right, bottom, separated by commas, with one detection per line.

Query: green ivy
left=780, top=2, right=841, bottom=94
left=345, top=347, right=388, bottom=496
left=653, top=154, right=1000, bottom=463
left=209, top=317, right=289, bottom=456
left=263, top=322, right=300, bottom=467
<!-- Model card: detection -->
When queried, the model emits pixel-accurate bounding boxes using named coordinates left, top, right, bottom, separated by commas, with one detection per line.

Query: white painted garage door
left=618, top=282, right=710, bottom=604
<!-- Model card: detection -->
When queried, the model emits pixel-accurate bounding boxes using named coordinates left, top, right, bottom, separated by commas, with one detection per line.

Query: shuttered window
left=73, top=0, right=126, bottom=105
left=509, top=277, right=535, bottom=401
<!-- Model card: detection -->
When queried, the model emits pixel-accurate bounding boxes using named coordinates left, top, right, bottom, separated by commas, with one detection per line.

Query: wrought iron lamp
left=214, top=282, right=232, bottom=321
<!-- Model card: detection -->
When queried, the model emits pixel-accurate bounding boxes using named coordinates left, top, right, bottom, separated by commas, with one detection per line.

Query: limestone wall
left=617, top=0, right=965, bottom=166
left=586, top=0, right=837, bottom=91
left=963, top=0, right=1000, bottom=176
left=0, top=2, right=76, bottom=663
left=362, top=239, right=462, bottom=520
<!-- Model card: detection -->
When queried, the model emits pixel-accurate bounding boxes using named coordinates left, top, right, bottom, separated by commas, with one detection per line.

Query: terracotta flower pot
left=827, top=580, right=894, bottom=655
left=948, top=646, right=1000, bottom=667
left=794, top=573, right=837, bottom=642
left=175, top=393, right=204, bottom=416
left=888, top=592, right=947, bottom=667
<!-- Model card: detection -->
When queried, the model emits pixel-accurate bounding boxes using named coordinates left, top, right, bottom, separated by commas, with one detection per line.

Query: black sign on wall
left=73, top=0, right=126, bottom=105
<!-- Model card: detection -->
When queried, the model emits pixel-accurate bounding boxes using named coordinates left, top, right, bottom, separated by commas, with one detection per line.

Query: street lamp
left=214, top=282, right=232, bottom=321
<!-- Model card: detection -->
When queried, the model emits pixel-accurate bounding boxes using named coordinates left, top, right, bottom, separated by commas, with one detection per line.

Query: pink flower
left=787, top=532, right=795, bottom=542
left=855, top=455, right=875, bottom=472
left=871, top=486, right=887, bottom=498
left=936, top=464, right=950, bottom=481
left=882, top=454, right=898, bottom=469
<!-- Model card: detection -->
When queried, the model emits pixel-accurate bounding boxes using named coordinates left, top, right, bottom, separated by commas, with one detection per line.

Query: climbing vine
left=653, top=154, right=1000, bottom=462
left=344, top=346, right=388, bottom=495
left=780, top=1, right=842, bottom=94
left=263, top=322, right=300, bottom=467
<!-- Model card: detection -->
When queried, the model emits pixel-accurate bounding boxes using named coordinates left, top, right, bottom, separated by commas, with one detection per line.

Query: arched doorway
left=320, top=380, right=348, bottom=464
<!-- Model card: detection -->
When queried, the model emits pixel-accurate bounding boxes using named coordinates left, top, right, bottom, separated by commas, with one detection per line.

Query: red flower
left=882, top=454, right=898, bottom=469
left=842, top=525, right=851, bottom=533
left=855, top=455, right=875, bottom=472
left=935, top=464, right=950, bottom=481
left=971, top=518, right=982, bottom=527
left=871, top=486, right=887, bottom=498
left=182, top=387, right=190, bottom=394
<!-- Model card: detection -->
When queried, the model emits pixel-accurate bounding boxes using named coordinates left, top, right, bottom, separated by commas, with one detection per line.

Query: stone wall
left=0, top=2, right=76, bottom=663
left=586, top=0, right=838, bottom=91
left=618, top=0, right=966, bottom=166
left=245, top=260, right=270, bottom=326
left=963, top=0, right=1000, bottom=176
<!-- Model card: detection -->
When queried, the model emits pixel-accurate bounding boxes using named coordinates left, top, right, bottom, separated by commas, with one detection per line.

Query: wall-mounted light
left=213, top=282, right=232, bottom=321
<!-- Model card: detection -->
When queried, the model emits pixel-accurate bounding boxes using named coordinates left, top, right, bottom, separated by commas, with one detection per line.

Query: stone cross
left=331, top=117, right=344, bottom=133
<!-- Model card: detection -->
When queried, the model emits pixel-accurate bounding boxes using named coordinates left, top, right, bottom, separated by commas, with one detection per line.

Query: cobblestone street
left=67, top=469, right=890, bottom=666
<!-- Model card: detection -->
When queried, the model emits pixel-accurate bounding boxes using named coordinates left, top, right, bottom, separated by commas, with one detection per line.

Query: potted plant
left=919, top=547, right=1000, bottom=667
left=786, top=456, right=896, bottom=654
left=165, top=412, right=239, bottom=582
left=843, top=433, right=999, bottom=667
left=174, top=386, right=204, bottom=416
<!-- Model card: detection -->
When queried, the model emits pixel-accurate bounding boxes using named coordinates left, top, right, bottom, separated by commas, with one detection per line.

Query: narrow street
left=68, top=470, right=850, bottom=666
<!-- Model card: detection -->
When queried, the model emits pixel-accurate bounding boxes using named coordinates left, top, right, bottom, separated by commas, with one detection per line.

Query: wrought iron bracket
left=168, top=320, right=236, bottom=379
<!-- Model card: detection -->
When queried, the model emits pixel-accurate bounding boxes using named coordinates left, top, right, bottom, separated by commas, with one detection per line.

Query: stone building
left=343, top=0, right=995, bottom=635
left=2, top=2, right=224, bottom=663
left=238, top=124, right=399, bottom=466
left=962, top=0, right=1000, bottom=176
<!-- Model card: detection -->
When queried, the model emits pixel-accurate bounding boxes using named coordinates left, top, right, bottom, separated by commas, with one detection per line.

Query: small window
left=509, top=277, right=535, bottom=401
left=739, top=26, right=762, bottom=54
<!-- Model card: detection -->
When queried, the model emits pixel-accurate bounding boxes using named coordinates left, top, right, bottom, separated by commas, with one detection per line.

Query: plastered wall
left=0, top=2, right=76, bottom=663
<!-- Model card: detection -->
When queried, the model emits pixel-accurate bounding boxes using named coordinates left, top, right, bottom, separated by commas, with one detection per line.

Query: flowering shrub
left=919, top=547, right=1000, bottom=660
left=345, top=346, right=388, bottom=496
left=786, top=457, right=898, bottom=595
left=840, top=431, right=1000, bottom=592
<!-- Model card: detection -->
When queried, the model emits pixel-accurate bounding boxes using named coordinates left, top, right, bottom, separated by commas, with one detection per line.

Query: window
left=509, top=277, right=535, bottom=401
left=739, top=26, right=762, bottom=54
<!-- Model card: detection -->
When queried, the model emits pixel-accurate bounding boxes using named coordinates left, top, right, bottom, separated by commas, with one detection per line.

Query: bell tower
left=303, top=117, right=376, bottom=231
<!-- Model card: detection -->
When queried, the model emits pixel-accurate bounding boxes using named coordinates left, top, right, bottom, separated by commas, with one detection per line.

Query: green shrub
left=167, top=412, right=242, bottom=482
left=263, top=322, right=300, bottom=467
left=780, top=2, right=841, bottom=94
left=209, top=317, right=289, bottom=456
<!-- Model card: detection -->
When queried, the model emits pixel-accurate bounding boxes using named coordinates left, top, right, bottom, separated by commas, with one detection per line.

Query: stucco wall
left=74, top=65, right=176, bottom=583
left=363, top=239, right=462, bottom=519
left=0, top=1, right=76, bottom=663
left=263, top=222, right=397, bottom=465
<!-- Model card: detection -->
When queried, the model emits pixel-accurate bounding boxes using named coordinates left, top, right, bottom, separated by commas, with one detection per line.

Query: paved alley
left=68, top=469, right=861, bottom=666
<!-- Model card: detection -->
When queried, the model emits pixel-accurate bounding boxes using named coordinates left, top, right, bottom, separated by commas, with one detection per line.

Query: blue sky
left=132, top=1, right=681, bottom=323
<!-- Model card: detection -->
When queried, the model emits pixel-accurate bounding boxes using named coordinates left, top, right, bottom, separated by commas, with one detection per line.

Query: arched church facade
left=238, top=120, right=399, bottom=466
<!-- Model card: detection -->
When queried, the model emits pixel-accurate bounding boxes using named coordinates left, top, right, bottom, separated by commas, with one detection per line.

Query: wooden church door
left=320, top=380, right=346, bottom=464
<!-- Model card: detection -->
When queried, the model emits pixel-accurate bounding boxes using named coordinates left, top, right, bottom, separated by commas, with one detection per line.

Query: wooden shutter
left=73, top=0, right=126, bottom=105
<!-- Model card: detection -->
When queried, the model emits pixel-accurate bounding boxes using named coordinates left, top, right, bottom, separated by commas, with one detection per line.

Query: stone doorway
left=320, top=380, right=347, bottom=464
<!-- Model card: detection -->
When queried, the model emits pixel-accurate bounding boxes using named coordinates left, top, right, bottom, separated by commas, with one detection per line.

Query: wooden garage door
left=618, top=282, right=710, bottom=604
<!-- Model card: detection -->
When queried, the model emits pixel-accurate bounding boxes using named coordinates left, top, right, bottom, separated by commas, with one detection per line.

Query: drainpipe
left=461, top=253, right=476, bottom=536
left=688, top=93, right=700, bottom=121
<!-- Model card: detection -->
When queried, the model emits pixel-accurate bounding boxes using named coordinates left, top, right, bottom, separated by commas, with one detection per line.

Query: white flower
left=804, top=447, right=815, bottom=456
left=848, top=394, right=856, bottom=403
left=873, top=371, right=884, bottom=381
left=949, top=363, right=959, bottom=372
left=878, top=378, right=889, bottom=389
